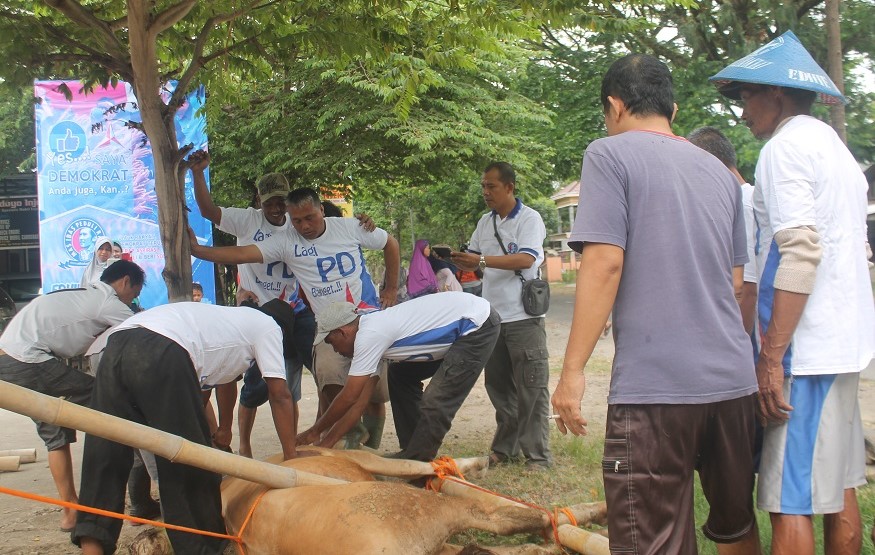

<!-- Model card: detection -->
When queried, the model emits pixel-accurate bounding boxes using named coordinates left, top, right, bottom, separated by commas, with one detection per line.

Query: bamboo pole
left=0, top=448, right=36, bottom=463
left=558, top=524, right=611, bottom=555
left=433, top=477, right=610, bottom=555
left=0, top=456, right=20, bottom=472
left=301, top=447, right=489, bottom=478
left=0, top=381, right=343, bottom=489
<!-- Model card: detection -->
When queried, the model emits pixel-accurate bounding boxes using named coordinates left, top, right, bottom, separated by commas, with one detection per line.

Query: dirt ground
left=0, top=284, right=873, bottom=554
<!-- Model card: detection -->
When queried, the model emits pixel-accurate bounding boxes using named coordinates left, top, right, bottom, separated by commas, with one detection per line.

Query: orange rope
left=430, top=455, right=466, bottom=481
left=558, top=506, right=578, bottom=527
left=235, top=490, right=268, bottom=542
left=0, top=484, right=267, bottom=555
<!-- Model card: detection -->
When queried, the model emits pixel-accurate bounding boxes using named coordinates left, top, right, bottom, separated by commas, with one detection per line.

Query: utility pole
left=826, top=0, right=847, bottom=144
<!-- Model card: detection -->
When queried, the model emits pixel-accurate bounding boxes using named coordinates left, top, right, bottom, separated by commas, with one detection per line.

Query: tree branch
left=168, top=1, right=266, bottom=108
left=42, top=0, right=127, bottom=61
left=149, top=0, right=198, bottom=36
left=796, top=0, right=823, bottom=20
left=108, top=15, right=128, bottom=31
left=40, top=23, right=133, bottom=80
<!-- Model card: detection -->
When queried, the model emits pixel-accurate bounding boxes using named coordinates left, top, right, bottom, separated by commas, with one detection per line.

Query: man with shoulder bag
left=451, top=161, right=552, bottom=471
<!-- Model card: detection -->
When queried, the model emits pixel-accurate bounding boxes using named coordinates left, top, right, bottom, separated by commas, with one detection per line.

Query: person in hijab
left=79, top=237, right=115, bottom=287
left=428, top=247, right=463, bottom=292
left=406, top=239, right=439, bottom=298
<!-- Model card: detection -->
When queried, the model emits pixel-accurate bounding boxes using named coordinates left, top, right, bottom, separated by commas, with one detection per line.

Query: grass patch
left=445, top=427, right=875, bottom=553
left=448, top=430, right=607, bottom=548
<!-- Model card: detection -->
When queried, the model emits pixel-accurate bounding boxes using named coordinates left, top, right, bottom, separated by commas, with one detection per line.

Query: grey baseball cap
left=314, top=302, right=360, bottom=345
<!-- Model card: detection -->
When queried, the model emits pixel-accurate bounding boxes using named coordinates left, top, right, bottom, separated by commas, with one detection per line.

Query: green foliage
left=524, top=0, right=875, bottom=190
left=0, top=83, right=35, bottom=175
left=526, top=196, right=561, bottom=238
left=209, top=46, right=557, bottom=260
left=0, top=0, right=872, bottom=258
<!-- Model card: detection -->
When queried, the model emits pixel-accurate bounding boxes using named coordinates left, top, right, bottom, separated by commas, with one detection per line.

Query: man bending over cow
left=297, top=292, right=500, bottom=462
left=0, top=260, right=144, bottom=532
left=74, top=300, right=297, bottom=555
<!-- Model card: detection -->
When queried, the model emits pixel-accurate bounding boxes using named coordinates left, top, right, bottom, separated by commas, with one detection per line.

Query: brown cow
left=220, top=450, right=557, bottom=555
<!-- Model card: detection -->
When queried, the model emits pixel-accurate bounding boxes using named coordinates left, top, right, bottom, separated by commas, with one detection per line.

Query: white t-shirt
left=753, top=115, right=875, bottom=375
left=468, top=199, right=546, bottom=323
left=0, top=282, right=133, bottom=363
left=257, top=218, right=388, bottom=315
left=218, top=207, right=305, bottom=312
left=741, top=183, right=758, bottom=283
left=112, top=302, right=286, bottom=389
left=348, top=292, right=492, bottom=377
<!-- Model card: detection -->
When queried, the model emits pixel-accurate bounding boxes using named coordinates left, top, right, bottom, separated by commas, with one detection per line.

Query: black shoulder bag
left=492, top=214, right=550, bottom=316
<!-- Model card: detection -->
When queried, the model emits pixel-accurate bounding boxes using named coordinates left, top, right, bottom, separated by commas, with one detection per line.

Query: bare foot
left=60, top=507, right=77, bottom=531
left=238, top=446, right=253, bottom=458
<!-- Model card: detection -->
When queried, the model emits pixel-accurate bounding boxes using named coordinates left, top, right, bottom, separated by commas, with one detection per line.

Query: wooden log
left=432, top=477, right=610, bottom=555
left=298, top=447, right=489, bottom=478
left=0, top=448, right=36, bottom=463
left=0, top=456, right=20, bottom=472
left=0, top=380, right=343, bottom=489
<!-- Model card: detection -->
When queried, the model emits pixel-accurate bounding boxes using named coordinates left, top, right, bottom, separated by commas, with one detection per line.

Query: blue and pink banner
left=34, top=80, right=215, bottom=307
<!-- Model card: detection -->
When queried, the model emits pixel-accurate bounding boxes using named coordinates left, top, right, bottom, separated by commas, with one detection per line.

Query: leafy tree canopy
left=525, top=0, right=875, bottom=186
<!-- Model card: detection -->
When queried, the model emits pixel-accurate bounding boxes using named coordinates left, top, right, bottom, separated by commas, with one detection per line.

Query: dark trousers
left=485, top=317, right=552, bottom=466
left=388, top=308, right=501, bottom=461
left=73, top=328, right=226, bottom=555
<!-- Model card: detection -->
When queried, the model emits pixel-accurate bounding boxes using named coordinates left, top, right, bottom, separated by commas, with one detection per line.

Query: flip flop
left=60, top=526, right=75, bottom=533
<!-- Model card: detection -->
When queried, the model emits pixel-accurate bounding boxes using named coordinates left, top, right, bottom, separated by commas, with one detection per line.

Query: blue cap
left=710, top=30, right=847, bottom=105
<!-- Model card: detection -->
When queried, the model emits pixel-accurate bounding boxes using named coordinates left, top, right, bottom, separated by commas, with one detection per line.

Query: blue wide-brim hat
left=710, top=30, right=847, bottom=105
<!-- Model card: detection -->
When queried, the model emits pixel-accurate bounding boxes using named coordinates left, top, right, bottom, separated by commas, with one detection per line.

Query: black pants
left=73, top=328, right=227, bottom=555
left=388, top=308, right=501, bottom=461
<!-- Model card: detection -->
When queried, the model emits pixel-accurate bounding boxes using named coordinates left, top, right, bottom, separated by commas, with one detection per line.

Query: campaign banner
left=34, top=80, right=215, bottom=307
left=0, top=195, right=39, bottom=249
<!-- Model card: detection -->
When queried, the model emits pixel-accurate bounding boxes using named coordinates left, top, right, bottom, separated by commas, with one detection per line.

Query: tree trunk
left=826, top=0, right=847, bottom=144
left=127, top=0, right=192, bottom=302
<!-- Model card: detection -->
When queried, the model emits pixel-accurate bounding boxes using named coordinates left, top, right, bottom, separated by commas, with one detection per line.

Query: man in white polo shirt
left=0, top=260, right=144, bottom=532
left=297, top=292, right=500, bottom=462
left=451, top=161, right=551, bottom=470
left=73, top=300, right=297, bottom=555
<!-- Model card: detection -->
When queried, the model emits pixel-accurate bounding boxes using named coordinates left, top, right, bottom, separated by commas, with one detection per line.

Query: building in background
left=0, top=174, right=41, bottom=310
left=548, top=180, right=580, bottom=280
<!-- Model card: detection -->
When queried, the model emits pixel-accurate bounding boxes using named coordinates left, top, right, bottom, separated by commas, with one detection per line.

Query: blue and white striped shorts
left=757, top=372, right=866, bottom=515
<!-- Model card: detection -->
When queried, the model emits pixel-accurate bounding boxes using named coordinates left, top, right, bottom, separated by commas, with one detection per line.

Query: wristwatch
left=478, top=255, right=487, bottom=271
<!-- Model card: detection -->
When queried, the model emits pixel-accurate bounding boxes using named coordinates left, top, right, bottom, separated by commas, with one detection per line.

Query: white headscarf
left=79, top=236, right=114, bottom=287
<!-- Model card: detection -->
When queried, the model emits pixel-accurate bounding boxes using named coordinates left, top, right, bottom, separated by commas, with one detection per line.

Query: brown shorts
left=602, top=394, right=757, bottom=554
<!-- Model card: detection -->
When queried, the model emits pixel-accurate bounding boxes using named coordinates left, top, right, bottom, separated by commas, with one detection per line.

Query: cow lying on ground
left=128, top=447, right=605, bottom=554
left=220, top=448, right=560, bottom=555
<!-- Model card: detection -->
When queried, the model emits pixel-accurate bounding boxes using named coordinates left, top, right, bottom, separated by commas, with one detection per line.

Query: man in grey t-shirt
left=550, top=54, right=759, bottom=554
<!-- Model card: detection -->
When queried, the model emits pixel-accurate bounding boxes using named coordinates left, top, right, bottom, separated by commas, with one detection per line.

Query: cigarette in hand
left=547, top=414, right=561, bottom=420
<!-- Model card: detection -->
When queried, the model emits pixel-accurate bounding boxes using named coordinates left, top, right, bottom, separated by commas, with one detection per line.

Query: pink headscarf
left=406, top=239, right=438, bottom=298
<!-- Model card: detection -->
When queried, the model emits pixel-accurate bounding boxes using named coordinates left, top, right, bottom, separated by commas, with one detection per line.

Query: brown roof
left=551, top=180, right=580, bottom=201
